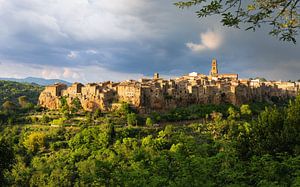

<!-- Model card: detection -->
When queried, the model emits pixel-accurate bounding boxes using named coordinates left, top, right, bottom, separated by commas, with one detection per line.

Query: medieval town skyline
left=40, top=58, right=299, bottom=113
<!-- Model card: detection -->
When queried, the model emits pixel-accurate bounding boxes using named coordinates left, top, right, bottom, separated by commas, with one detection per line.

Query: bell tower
left=210, top=58, right=218, bottom=77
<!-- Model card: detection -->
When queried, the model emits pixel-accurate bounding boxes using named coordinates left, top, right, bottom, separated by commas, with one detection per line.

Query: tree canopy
left=0, top=80, right=299, bottom=186
left=175, top=0, right=300, bottom=43
left=0, top=80, right=43, bottom=107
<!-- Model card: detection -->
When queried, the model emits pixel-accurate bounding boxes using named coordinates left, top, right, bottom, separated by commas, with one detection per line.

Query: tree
left=70, top=97, right=82, bottom=113
left=2, top=101, right=16, bottom=111
left=118, top=102, right=133, bottom=116
left=94, top=108, right=102, bottom=119
left=254, top=77, right=267, bottom=82
left=240, top=104, right=252, bottom=119
left=211, top=111, right=223, bottom=122
left=284, top=95, right=300, bottom=154
left=146, top=117, right=153, bottom=127
left=127, top=113, right=137, bottom=126
left=0, top=138, right=14, bottom=184
left=51, top=117, right=67, bottom=127
left=251, top=106, right=286, bottom=155
left=18, top=96, right=30, bottom=108
left=23, top=132, right=47, bottom=153
left=227, top=107, right=240, bottom=120
left=59, top=97, right=69, bottom=113
left=40, top=114, right=51, bottom=124
left=175, top=0, right=299, bottom=43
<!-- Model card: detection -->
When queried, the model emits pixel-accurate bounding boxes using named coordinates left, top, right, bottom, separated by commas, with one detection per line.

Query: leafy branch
left=175, top=0, right=300, bottom=43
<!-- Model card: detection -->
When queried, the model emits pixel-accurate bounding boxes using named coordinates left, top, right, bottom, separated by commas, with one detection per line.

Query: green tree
left=211, top=111, right=223, bottom=123
left=23, top=132, right=47, bottom=153
left=146, top=117, right=153, bottom=127
left=175, top=0, right=299, bottom=43
left=18, top=96, right=30, bottom=108
left=118, top=102, right=133, bottom=116
left=40, top=114, right=50, bottom=124
left=85, top=112, right=93, bottom=124
left=240, top=104, right=252, bottom=119
left=0, top=80, right=43, bottom=106
left=251, top=107, right=286, bottom=155
left=127, top=113, right=137, bottom=126
left=51, top=117, right=67, bottom=127
left=284, top=95, right=300, bottom=154
left=254, top=77, right=267, bottom=82
left=59, top=96, right=69, bottom=113
left=2, top=101, right=16, bottom=111
left=0, top=112, right=9, bottom=125
left=0, top=138, right=14, bottom=184
left=227, top=107, right=240, bottom=120
left=6, top=156, right=31, bottom=186
left=94, top=108, right=102, bottom=119
left=70, top=97, right=82, bottom=113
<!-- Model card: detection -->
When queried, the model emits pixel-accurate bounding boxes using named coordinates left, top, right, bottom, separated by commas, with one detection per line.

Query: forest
left=0, top=80, right=43, bottom=106
left=0, top=81, right=299, bottom=186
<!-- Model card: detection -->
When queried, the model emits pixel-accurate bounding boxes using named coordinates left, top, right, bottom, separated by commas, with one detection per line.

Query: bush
left=146, top=117, right=153, bottom=127
left=23, top=132, right=47, bottom=153
left=127, top=113, right=137, bottom=126
left=51, top=117, right=67, bottom=127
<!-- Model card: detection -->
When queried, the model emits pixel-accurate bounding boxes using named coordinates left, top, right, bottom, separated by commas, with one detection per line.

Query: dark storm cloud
left=0, top=0, right=298, bottom=82
left=214, top=28, right=300, bottom=80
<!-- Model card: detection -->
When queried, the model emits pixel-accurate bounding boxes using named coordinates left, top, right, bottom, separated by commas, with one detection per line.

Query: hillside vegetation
left=0, top=82, right=299, bottom=186
left=0, top=80, right=43, bottom=106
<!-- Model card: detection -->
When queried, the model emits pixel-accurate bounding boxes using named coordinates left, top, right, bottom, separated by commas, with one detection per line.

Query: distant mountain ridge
left=0, top=77, right=71, bottom=86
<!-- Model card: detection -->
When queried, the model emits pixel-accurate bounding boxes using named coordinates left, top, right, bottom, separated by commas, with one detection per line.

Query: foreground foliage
left=175, top=0, right=300, bottom=43
left=0, top=92, right=299, bottom=186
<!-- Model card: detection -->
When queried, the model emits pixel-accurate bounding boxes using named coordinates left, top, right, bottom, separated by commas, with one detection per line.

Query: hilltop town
left=39, top=59, right=300, bottom=112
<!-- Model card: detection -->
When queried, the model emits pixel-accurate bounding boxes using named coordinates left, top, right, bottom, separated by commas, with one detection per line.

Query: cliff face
left=38, top=92, right=61, bottom=110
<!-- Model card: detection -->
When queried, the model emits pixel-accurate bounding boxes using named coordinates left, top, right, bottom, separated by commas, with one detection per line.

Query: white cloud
left=41, top=69, right=61, bottom=79
left=67, top=51, right=78, bottom=59
left=85, top=49, right=98, bottom=54
left=0, top=59, right=143, bottom=83
left=186, top=43, right=206, bottom=52
left=63, top=68, right=80, bottom=79
left=186, top=30, right=223, bottom=52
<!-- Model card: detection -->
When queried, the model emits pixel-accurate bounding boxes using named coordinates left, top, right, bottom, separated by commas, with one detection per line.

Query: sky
left=0, top=0, right=299, bottom=83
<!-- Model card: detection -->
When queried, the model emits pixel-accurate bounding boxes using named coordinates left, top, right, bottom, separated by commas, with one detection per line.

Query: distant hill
left=0, top=77, right=71, bottom=86
left=0, top=80, right=44, bottom=105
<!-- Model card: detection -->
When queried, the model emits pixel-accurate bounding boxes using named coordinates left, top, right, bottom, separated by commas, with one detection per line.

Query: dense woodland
left=0, top=80, right=43, bottom=106
left=0, top=81, right=299, bottom=186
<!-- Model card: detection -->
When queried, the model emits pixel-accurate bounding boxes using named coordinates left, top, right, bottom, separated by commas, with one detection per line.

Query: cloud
left=85, top=49, right=98, bottom=54
left=0, top=0, right=299, bottom=82
left=0, top=0, right=160, bottom=43
left=41, top=69, right=61, bottom=79
left=186, top=30, right=223, bottom=52
left=63, top=68, right=80, bottom=79
left=0, top=59, right=143, bottom=83
left=67, top=51, right=78, bottom=59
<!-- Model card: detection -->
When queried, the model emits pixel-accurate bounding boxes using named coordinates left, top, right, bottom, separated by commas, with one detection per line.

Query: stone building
left=38, top=58, right=300, bottom=112
left=39, top=83, right=67, bottom=110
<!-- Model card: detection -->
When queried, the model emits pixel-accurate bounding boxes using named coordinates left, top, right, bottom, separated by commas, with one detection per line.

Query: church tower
left=210, top=58, right=218, bottom=77
left=153, top=72, right=159, bottom=79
